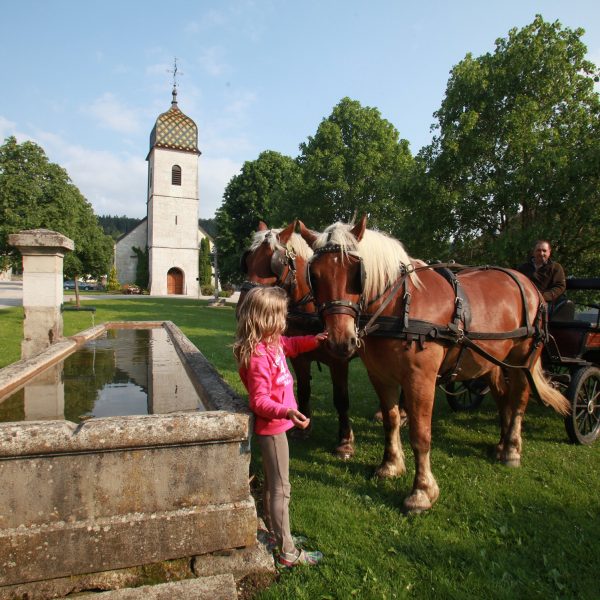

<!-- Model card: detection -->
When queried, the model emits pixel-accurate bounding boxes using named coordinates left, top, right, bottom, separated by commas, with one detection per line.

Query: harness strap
left=447, top=327, right=543, bottom=402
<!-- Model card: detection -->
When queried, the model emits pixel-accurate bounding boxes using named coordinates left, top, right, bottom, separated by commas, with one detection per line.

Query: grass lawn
left=1, top=298, right=599, bottom=599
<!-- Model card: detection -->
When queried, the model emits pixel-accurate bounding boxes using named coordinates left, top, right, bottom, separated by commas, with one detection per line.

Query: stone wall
left=0, top=322, right=256, bottom=590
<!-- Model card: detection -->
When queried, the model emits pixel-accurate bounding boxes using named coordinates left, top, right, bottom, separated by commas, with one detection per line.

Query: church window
left=172, top=165, right=182, bottom=186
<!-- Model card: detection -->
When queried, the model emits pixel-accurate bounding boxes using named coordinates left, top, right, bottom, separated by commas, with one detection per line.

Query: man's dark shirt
left=517, top=259, right=566, bottom=303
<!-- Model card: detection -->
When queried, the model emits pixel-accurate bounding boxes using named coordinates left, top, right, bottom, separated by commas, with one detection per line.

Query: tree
left=98, top=215, right=142, bottom=240
left=296, top=97, right=414, bottom=232
left=198, top=237, right=212, bottom=287
left=215, top=150, right=300, bottom=284
left=132, top=246, right=149, bottom=289
left=0, top=137, right=114, bottom=280
left=423, top=16, right=600, bottom=273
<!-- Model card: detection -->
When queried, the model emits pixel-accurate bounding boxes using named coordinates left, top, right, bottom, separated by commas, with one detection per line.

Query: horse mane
left=249, top=228, right=313, bottom=260
left=313, top=222, right=421, bottom=298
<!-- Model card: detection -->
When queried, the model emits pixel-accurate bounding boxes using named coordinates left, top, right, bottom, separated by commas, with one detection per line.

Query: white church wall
left=115, top=220, right=148, bottom=286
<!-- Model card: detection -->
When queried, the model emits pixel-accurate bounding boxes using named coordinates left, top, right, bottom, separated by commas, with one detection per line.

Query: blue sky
left=1, top=1, right=599, bottom=220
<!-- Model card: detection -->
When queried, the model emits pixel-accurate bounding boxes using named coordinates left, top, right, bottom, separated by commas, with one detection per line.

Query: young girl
left=234, top=286, right=327, bottom=568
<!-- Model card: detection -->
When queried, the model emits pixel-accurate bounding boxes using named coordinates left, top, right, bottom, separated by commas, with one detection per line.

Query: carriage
left=444, top=277, right=600, bottom=446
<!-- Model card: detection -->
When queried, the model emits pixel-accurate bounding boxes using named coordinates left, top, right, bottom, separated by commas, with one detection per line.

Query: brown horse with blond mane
left=239, top=220, right=355, bottom=459
left=300, top=215, right=569, bottom=514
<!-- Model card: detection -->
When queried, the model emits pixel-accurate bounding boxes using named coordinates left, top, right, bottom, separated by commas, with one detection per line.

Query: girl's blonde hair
left=233, top=287, right=288, bottom=367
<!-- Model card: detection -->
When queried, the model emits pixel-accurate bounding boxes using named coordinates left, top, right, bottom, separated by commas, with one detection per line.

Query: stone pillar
left=8, top=229, right=74, bottom=359
left=24, top=363, right=65, bottom=420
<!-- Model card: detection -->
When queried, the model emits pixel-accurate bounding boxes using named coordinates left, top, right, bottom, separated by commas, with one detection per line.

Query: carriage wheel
left=564, top=366, right=600, bottom=445
left=445, top=380, right=488, bottom=412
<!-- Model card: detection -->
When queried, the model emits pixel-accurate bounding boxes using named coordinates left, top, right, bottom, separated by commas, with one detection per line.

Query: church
left=115, top=85, right=210, bottom=296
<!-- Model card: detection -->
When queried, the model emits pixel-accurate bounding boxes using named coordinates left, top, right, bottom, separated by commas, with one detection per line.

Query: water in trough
left=0, top=326, right=206, bottom=423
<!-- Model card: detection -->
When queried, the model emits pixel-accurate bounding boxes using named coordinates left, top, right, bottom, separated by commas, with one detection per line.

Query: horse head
left=302, top=215, right=421, bottom=359
left=238, top=220, right=315, bottom=316
left=301, top=216, right=368, bottom=358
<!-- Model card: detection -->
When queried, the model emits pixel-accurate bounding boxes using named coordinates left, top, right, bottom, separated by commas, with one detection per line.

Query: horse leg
left=373, top=390, right=407, bottom=427
left=368, top=376, right=406, bottom=478
left=288, top=356, right=312, bottom=440
left=402, top=380, right=439, bottom=514
left=329, top=360, right=354, bottom=460
left=487, top=367, right=511, bottom=460
left=498, top=370, right=530, bottom=467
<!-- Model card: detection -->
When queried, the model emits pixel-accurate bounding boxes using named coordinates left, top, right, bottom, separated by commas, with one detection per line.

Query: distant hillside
left=98, top=215, right=143, bottom=240
left=198, top=218, right=216, bottom=238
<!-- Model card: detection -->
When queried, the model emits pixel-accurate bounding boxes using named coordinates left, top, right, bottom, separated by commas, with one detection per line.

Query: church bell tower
left=146, top=79, right=201, bottom=296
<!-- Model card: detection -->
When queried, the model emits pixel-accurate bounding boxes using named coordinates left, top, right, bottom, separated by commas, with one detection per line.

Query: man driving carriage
left=518, top=240, right=568, bottom=319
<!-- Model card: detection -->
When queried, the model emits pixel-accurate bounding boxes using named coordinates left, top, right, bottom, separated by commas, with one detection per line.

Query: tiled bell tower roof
left=149, top=87, right=200, bottom=155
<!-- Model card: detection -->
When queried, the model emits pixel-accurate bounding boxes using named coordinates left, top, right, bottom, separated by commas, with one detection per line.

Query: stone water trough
left=0, top=320, right=265, bottom=597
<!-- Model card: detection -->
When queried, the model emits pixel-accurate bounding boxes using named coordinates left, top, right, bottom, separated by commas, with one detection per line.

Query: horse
left=299, top=215, right=570, bottom=514
left=239, top=220, right=355, bottom=459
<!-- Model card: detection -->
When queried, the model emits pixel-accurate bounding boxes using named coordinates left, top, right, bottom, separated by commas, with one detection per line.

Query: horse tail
left=531, top=359, right=570, bottom=416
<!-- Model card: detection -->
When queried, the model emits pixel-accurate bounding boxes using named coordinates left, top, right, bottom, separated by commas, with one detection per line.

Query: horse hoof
left=373, top=410, right=383, bottom=423
left=402, top=490, right=433, bottom=514
left=502, top=455, right=521, bottom=468
left=334, top=445, right=354, bottom=461
left=375, top=463, right=405, bottom=479
left=334, top=442, right=354, bottom=461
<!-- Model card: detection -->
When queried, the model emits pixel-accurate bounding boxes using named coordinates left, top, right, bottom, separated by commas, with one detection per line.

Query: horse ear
left=298, top=220, right=318, bottom=247
left=278, top=220, right=296, bottom=244
left=257, top=221, right=268, bottom=231
left=351, top=214, right=367, bottom=241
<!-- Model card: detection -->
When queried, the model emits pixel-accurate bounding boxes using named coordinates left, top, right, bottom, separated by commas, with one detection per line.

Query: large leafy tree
left=297, top=97, right=414, bottom=232
left=215, top=150, right=300, bottom=284
left=423, top=16, right=600, bottom=273
left=0, top=136, right=113, bottom=278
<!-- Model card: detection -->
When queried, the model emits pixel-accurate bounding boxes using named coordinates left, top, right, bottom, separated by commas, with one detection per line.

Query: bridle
left=240, top=242, right=298, bottom=295
left=307, top=244, right=367, bottom=321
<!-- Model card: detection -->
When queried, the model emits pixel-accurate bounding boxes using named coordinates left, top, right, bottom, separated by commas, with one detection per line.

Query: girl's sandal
left=277, top=548, right=323, bottom=569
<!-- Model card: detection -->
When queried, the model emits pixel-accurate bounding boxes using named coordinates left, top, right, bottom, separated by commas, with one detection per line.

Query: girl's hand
left=287, top=409, right=311, bottom=429
left=315, top=331, right=329, bottom=343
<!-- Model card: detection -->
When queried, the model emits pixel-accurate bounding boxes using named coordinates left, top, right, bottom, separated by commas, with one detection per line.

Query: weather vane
left=167, top=58, right=184, bottom=106
left=167, top=58, right=183, bottom=89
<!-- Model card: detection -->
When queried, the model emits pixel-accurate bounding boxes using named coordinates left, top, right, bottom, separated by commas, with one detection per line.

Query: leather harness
left=306, top=245, right=548, bottom=400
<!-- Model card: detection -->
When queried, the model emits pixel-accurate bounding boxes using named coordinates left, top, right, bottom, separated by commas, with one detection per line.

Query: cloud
left=199, top=156, right=241, bottom=219
left=83, top=93, right=143, bottom=134
left=198, top=47, right=228, bottom=77
left=0, top=115, right=18, bottom=140
left=32, top=130, right=147, bottom=218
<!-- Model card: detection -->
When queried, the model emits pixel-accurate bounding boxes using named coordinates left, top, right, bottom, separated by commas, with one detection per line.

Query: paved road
left=0, top=281, right=23, bottom=309
left=0, top=281, right=240, bottom=310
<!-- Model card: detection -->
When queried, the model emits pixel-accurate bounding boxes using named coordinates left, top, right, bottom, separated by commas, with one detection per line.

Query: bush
left=201, top=285, right=215, bottom=296
left=106, top=266, right=120, bottom=292
left=218, top=289, right=233, bottom=298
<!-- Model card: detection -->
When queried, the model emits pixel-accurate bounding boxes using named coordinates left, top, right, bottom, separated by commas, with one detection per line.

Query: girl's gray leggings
left=257, top=432, right=295, bottom=554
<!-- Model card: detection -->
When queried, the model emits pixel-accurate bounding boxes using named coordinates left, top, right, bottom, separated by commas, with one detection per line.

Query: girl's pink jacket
left=239, top=335, right=320, bottom=435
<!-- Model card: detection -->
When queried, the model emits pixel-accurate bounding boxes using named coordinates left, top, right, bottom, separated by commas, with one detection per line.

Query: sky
left=1, top=1, right=599, bottom=221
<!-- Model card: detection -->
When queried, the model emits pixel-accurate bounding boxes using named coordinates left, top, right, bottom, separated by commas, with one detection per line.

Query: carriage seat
left=549, top=297, right=575, bottom=322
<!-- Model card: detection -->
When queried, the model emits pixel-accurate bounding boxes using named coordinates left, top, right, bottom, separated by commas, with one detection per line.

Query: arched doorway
left=167, top=268, right=184, bottom=295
